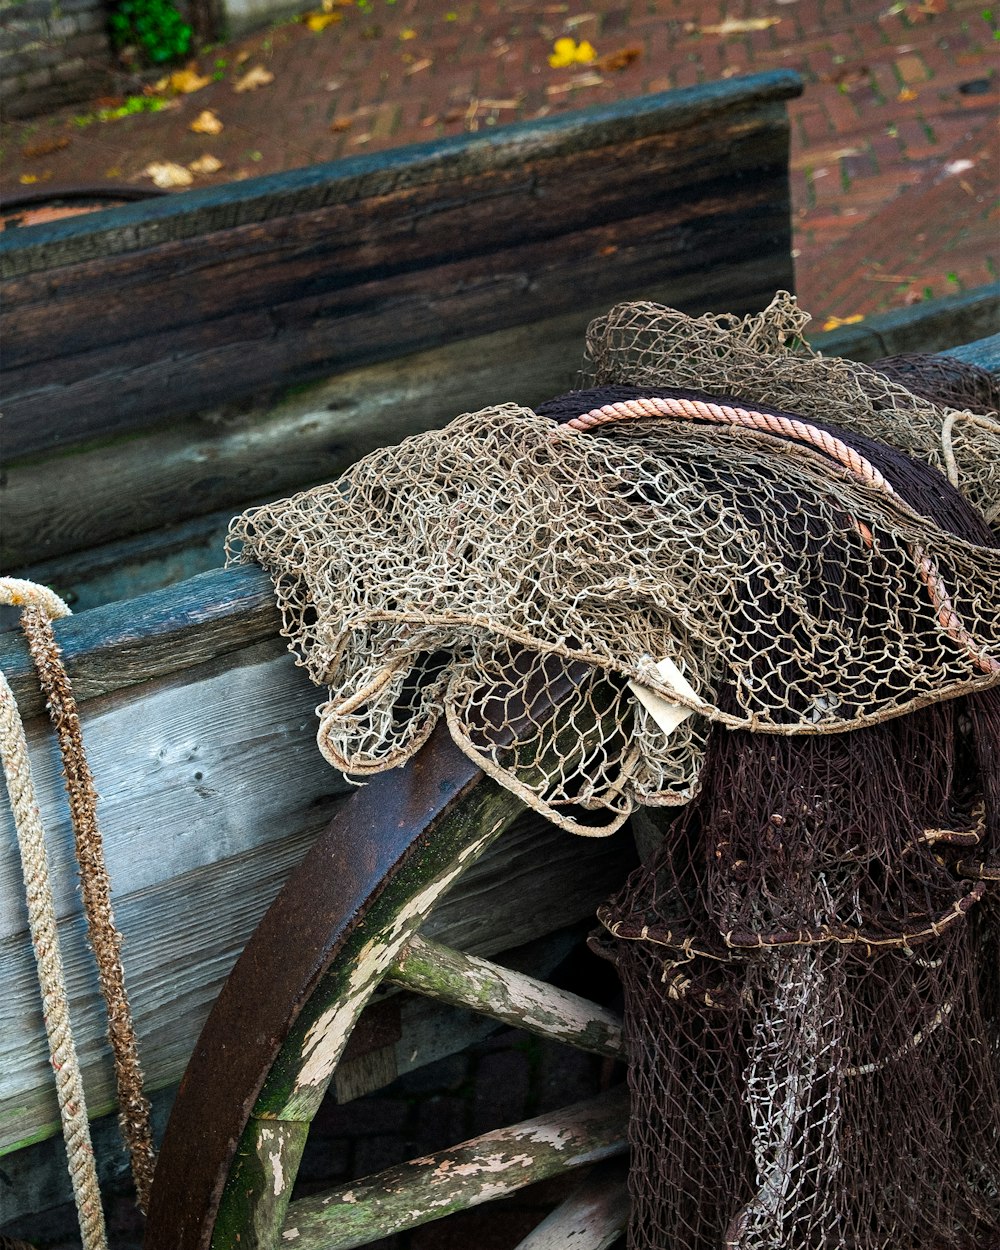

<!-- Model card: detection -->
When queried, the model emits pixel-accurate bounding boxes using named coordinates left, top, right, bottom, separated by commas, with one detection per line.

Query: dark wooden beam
left=0, top=73, right=801, bottom=460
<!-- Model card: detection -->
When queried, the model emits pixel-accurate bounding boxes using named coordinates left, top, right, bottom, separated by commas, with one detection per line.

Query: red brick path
left=2, top=0, right=997, bottom=323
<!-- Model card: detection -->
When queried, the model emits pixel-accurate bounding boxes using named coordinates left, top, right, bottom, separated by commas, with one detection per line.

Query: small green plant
left=110, top=0, right=193, bottom=64
left=73, top=94, right=168, bottom=126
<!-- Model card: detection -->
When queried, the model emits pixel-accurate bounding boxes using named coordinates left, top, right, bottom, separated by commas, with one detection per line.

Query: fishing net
left=229, top=294, right=1000, bottom=1246
left=228, top=295, right=1000, bottom=837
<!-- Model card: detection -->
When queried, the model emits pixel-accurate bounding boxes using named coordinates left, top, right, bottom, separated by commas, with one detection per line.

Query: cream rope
left=0, top=587, right=107, bottom=1250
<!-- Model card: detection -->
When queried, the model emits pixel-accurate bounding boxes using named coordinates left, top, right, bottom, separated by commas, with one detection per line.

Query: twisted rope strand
left=20, top=605, right=157, bottom=1213
left=0, top=667, right=108, bottom=1250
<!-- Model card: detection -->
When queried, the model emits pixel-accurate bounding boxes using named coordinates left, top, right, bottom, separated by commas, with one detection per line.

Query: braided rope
left=20, top=607, right=157, bottom=1213
left=567, top=395, right=1000, bottom=677
left=0, top=590, right=107, bottom=1250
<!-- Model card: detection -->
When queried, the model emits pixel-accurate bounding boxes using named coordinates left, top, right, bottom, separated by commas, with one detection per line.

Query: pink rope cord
left=566, top=396, right=999, bottom=677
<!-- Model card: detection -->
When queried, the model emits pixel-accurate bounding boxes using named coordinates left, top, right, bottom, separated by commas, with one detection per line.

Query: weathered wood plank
left=1, top=75, right=801, bottom=277
left=388, top=934, right=625, bottom=1060
left=278, top=1087, right=629, bottom=1249
left=946, top=330, right=1000, bottom=373
left=2, top=117, right=787, bottom=366
left=514, top=1159, right=630, bottom=1250
left=0, top=75, right=799, bottom=459
left=0, top=564, right=277, bottom=721
left=3, top=176, right=792, bottom=457
left=3, top=252, right=788, bottom=577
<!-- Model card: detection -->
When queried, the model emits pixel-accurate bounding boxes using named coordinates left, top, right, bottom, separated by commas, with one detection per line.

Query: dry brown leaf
left=160, top=67, right=211, bottom=93
left=897, top=86, right=918, bottom=101
left=188, top=153, right=223, bottom=174
left=144, top=160, right=194, bottom=188
left=233, top=66, right=275, bottom=92
left=405, top=57, right=433, bottom=74
left=689, top=16, right=781, bottom=34
left=596, top=45, right=641, bottom=71
left=21, top=135, right=70, bottom=159
left=329, top=116, right=353, bottom=132
left=190, top=109, right=223, bottom=134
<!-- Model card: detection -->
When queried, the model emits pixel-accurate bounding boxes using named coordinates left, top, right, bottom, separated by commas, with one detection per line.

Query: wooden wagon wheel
left=144, top=716, right=631, bottom=1250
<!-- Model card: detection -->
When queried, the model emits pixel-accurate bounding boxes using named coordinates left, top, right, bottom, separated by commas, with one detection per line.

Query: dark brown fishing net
left=585, top=326, right=1000, bottom=1249
left=871, top=351, right=1000, bottom=415
left=229, top=297, right=1000, bottom=1245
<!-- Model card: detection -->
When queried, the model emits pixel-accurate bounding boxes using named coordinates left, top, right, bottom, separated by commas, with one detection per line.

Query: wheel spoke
left=280, top=1086, right=629, bottom=1249
left=388, top=933, right=625, bottom=1059
left=514, top=1157, right=630, bottom=1250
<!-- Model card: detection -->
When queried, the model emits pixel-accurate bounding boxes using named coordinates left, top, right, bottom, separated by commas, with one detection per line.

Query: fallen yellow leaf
left=18, top=173, right=39, bottom=184
left=400, top=26, right=417, bottom=38
left=691, top=16, right=781, bottom=34
left=548, top=36, right=596, bottom=67
left=897, top=87, right=918, bottom=101
left=144, top=160, right=194, bottom=188
left=188, top=153, right=223, bottom=174
left=821, top=313, right=865, bottom=331
left=304, top=11, right=342, bottom=30
left=190, top=109, right=223, bottom=134
left=161, top=67, right=211, bottom=94
left=233, top=65, right=275, bottom=92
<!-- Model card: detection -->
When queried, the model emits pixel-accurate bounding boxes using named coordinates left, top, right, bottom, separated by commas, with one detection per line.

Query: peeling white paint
left=522, top=1123, right=573, bottom=1147
left=294, top=832, right=493, bottom=1091
left=448, top=1151, right=532, bottom=1178
left=270, top=1148, right=285, bottom=1197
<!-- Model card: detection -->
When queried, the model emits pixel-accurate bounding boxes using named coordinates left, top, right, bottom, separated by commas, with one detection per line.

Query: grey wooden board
left=3, top=259, right=788, bottom=576
left=946, top=331, right=1000, bottom=373
left=0, top=75, right=801, bottom=280
left=1, top=75, right=799, bottom=459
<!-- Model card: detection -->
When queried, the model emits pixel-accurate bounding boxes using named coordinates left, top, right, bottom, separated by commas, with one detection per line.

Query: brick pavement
left=1, top=0, right=997, bottom=323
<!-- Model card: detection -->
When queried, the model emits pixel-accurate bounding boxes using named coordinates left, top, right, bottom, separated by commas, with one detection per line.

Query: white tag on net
left=628, top=655, right=704, bottom=737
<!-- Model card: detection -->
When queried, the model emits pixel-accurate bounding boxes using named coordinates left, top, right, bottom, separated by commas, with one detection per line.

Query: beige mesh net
left=227, top=294, right=1000, bottom=838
